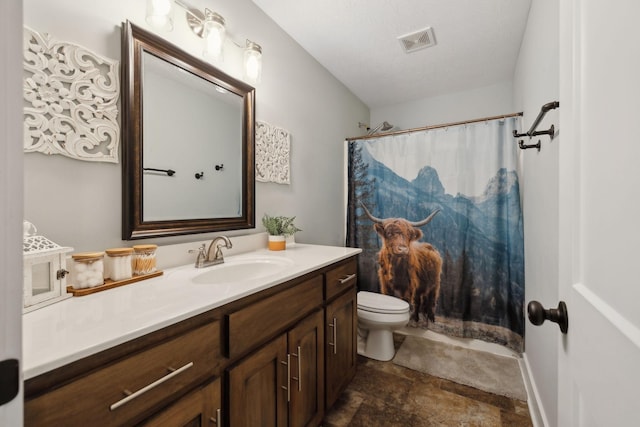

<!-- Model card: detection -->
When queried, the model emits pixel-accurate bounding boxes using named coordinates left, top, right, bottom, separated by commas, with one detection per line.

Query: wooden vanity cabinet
left=226, top=277, right=325, bottom=427
left=24, top=255, right=359, bottom=427
left=324, top=259, right=358, bottom=409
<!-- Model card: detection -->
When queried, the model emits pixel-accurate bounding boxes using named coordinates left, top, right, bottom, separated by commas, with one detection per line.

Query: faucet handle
left=188, top=243, right=206, bottom=256
left=189, top=244, right=207, bottom=267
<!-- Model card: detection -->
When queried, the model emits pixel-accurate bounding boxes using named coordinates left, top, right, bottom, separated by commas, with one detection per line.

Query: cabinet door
left=228, top=334, right=288, bottom=427
left=325, top=286, right=357, bottom=409
left=288, top=309, right=324, bottom=427
left=140, top=378, right=221, bottom=427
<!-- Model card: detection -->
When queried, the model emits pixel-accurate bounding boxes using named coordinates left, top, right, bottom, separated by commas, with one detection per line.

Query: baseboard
left=520, top=353, right=550, bottom=427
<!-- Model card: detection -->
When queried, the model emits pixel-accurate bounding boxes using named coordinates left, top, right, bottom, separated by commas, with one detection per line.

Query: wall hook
left=215, top=164, right=224, bottom=171
left=195, top=171, right=204, bottom=179
left=518, top=139, right=541, bottom=151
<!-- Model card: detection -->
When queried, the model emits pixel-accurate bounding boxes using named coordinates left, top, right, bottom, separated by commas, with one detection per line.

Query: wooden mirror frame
left=121, top=21, right=255, bottom=240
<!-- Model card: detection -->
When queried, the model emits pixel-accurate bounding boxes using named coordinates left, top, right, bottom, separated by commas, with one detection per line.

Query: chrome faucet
left=189, top=236, right=233, bottom=268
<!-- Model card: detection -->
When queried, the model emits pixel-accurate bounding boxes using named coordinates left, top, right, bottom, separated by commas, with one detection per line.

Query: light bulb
left=146, top=0, right=173, bottom=31
left=245, top=55, right=260, bottom=80
left=244, top=41, right=262, bottom=84
left=203, top=12, right=226, bottom=61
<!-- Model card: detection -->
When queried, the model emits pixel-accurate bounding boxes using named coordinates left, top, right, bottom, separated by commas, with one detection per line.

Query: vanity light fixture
left=146, top=0, right=263, bottom=83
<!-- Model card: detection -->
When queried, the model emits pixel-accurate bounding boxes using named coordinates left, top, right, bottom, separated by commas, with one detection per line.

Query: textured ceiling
left=252, top=0, right=531, bottom=109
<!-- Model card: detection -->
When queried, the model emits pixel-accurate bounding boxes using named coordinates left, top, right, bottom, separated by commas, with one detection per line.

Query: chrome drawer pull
left=109, top=361, right=194, bottom=411
left=210, top=408, right=221, bottom=425
left=281, top=355, right=291, bottom=402
left=338, top=274, right=356, bottom=285
left=328, top=318, right=337, bottom=355
left=290, top=345, right=302, bottom=391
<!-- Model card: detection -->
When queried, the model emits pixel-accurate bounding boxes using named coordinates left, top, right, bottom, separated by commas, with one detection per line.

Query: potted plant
left=262, top=214, right=302, bottom=251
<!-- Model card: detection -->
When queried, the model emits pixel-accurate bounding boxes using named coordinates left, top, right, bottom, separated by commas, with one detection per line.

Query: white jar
left=105, top=248, right=134, bottom=281
left=71, top=252, right=104, bottom=289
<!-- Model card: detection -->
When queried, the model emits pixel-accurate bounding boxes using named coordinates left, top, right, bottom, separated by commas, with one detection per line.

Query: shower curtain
left=347, top=117, right=524, bottom=351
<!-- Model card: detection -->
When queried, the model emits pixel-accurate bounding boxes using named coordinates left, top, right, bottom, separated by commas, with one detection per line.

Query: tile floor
left=323, top=334, right=533, bottom=427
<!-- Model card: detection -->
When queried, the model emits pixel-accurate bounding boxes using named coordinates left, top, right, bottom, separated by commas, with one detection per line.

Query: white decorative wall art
left=255, top=120, right=291, bottom=184
left=23, top=27, right=120, bottom=163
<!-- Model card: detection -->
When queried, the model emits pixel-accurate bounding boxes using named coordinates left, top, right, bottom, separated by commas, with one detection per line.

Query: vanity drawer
left=227, top=275, right=323, bottom=358
left=25, top=321, right=221, bottom=427
left=325, top=258, right=358, bottom=300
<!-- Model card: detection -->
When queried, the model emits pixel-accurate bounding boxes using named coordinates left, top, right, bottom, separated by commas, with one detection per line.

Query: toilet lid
left=357, top=291, right=410, bottom=314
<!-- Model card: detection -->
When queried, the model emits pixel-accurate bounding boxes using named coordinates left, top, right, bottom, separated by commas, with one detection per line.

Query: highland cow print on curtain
left=347, top=117, right=525, bottom=351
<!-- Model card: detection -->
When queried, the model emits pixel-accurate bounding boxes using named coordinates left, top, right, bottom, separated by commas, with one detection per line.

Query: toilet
left=357, top=291, right=410, bottom=361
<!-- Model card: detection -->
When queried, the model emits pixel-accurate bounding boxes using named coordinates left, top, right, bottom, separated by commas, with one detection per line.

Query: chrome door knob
left=527, top=300, right=569, bottom=334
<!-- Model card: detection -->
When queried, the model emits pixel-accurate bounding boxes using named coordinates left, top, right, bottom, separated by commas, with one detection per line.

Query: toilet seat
left=357, top=291, right=410, bottom=314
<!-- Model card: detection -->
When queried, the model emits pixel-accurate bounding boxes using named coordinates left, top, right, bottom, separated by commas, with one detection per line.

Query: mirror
left=121, top=21, right=255, bottom=239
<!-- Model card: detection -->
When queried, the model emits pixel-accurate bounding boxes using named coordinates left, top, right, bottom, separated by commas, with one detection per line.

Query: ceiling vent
left=397, top=27, right=436, bottom=53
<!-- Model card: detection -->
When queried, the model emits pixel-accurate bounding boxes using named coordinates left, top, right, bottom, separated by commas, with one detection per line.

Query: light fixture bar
left=174, top=0, right=207, bottom=37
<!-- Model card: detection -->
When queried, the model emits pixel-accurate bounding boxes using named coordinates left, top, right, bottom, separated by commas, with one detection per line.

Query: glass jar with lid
left=132, top=244, right=157, bottom=275
left=105, top=247, right=134, bottom=281
left=71, top=252, right=104, bottom=289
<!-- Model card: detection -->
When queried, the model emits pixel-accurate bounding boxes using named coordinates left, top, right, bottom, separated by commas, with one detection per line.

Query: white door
left=0, top=0, right=24, bottom=425
left=557, top=0, right=640, bottom=425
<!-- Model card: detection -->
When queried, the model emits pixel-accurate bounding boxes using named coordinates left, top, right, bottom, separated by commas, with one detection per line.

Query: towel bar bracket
left=513, top=124, right=555, bottom=139
left=518, top=140, right=541, bottom=151
left=143, top=167, right=176, bottom=177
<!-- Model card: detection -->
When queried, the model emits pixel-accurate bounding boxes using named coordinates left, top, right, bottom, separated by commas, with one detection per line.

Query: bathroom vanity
left=22, top=244, right=359, bottom=426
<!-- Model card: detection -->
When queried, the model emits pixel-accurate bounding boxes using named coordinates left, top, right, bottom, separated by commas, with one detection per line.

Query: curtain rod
left=346, top=112, right=523, bottom=142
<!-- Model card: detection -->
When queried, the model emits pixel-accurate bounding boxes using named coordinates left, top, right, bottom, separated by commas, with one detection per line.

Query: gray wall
left=513, top=0, right=559, bottom=425
left=370, top=81, right=514, bottom=131
left=23, top=0, right=369, bottom=253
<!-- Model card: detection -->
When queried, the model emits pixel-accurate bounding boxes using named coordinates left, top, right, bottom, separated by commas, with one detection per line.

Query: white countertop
left=23, top=244, right=361, bottom=380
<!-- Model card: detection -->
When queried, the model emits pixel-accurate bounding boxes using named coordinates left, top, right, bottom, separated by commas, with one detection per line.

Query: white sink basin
left=191, top=256, right=294, bottom=285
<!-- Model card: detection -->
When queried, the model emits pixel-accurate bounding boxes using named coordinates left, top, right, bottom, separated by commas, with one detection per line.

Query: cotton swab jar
left=132, top=244, right=157, bottom=275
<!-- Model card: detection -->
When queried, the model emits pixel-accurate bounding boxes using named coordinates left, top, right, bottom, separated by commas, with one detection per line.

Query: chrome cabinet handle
left=338, top=274, right=356, bottom=285
left=290, top=345, right=302, bottom=392
left=110, top=362, right=194, bottom=411
left=281, top=354, right=291, bottom=402
left=328, top=317, right=337, bottom=355
left=210, top=408, right=221, bottom=425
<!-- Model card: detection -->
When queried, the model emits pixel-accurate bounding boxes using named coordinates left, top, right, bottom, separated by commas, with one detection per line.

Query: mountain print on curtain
left=347, top=117, right=525, bottom=351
